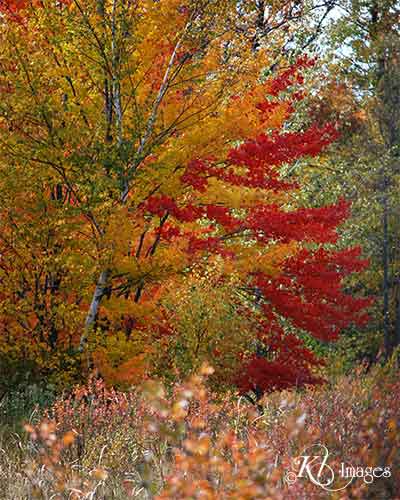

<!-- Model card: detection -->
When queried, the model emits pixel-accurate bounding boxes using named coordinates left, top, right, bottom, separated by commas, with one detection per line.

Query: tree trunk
left=79, top=269, right=110, bottom=351
left=394, top=279, right=400, bottom=350
left=382, top=188, right=391, bottom=358
left=79, top=6, right=188, bottom=352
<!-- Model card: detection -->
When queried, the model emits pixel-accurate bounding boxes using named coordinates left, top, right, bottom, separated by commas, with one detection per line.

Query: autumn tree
left=0, top=0, right=268, bottom=383
left=0, top=0, right=371, bottom=396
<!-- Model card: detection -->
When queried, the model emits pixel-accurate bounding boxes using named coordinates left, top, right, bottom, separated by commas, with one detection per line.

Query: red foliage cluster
left=143, top=194, right=201, bottom=222
left=255, top=247, right=371, bottom=339
left=237, top=355, right=323, bottom=395
left=238, top=246, right=372, bottom=397
left=245, top=197, right=350, bottom=244
left=180, top=124, right=338, bottom=194
left=0, top=0, right=28, bottom=12
left=0, top=0, right=71, bottom=23
left=0, top=0, right=27, bottom=21
left=227, top=124, right=337, bottom=179
left=268, top=56, right=315, bottom=97
left=143, top=195, right=238, bottom=230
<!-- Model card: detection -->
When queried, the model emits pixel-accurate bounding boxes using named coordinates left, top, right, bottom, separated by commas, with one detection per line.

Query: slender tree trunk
left=80, top=2, right=117, bottom=350
left=80, top=7, right=188, bottom=351
left=79, top=269, right=110, bottom=351
left=382, top=186, right=391, bottom=358
left=369, top=1, right=399, bottom=360
left=81, top=0, right=128, bottom=348
left=394, top=282, right=400, bottom=350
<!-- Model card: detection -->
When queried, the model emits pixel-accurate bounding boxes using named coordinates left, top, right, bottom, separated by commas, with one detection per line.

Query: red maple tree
left=137, top=64, right=372, bottom=399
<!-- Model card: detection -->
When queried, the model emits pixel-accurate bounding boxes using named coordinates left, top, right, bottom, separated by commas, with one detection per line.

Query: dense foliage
left=0, top=0, right=372, bottom=400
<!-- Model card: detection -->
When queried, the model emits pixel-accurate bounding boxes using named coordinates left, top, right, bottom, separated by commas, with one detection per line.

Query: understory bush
left=0, top=357, right=398, bottom=499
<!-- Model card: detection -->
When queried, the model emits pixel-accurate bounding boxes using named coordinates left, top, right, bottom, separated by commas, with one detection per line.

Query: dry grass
left=0, top=360, right=399, bottom=499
